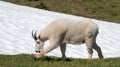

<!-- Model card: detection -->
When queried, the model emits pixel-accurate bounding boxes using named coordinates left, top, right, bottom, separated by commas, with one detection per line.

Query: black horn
left=32, top=31, right=37, bottom=40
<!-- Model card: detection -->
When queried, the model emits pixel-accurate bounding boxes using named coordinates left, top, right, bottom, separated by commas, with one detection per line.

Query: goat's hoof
left=33, top=56, right=39, bottom=61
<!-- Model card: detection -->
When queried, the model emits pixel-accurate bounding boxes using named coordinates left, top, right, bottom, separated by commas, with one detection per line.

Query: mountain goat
left=32, top=18, right=103, bottom=60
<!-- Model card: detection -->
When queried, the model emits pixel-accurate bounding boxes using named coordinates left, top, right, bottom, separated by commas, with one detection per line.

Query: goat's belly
left=63, top=40, right=84, bottom=45
left=70, top=41, right=83, bottom=45
left=63, top=34, right=85, bottom=45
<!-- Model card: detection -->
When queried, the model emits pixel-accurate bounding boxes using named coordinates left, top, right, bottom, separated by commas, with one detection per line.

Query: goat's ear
left=32, top=31, right=37, bottom=40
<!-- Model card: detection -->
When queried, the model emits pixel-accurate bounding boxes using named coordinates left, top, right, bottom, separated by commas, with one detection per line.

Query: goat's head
left=32, top=31, right=44, bottom=53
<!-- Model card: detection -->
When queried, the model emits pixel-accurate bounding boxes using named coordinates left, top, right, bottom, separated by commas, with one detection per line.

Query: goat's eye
left=36, top=41, right=40, bottom=44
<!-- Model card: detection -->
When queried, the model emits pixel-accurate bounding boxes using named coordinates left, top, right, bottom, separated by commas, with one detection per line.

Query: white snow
left=0, top=1, right=120, bottom=59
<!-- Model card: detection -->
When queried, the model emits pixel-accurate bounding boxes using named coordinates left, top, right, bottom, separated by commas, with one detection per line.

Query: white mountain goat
left=32, top=18, right=103, bottom=60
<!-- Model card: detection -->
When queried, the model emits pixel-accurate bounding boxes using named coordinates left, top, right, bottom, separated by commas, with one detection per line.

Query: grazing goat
left=32, top=18, right=103, bottom=60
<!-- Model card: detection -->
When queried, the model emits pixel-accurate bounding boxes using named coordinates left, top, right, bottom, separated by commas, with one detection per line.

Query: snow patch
left=0, top=1, right=120, bottom=58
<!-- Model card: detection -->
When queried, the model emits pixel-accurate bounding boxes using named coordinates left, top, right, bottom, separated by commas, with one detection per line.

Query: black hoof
left=32, top=56, right=39, bottom=61
left=65, top=58, right=71, bottom=61
left=61, top=58, right=71, bottom=61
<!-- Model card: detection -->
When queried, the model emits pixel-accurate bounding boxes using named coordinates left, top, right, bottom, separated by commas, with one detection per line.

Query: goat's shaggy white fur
left=32, top=18, right=103, bottom=60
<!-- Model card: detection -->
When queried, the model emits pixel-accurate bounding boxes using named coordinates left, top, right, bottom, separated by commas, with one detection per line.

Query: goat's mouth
left=35, top=51, right=41, bottom=53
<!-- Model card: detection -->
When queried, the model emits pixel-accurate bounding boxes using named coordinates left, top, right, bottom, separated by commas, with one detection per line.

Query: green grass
left=2, top=0, right=120, bottom=23
left=0, top=54, right=120, bottom=67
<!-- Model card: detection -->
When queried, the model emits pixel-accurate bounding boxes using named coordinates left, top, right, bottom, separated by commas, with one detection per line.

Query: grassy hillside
left=2, top=0, right=120, bottom=23
left=0, top=54, right=120, bottom=67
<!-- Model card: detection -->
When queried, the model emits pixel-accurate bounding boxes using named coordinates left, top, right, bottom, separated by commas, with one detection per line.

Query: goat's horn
left=32, top=30, right=37, bottom=40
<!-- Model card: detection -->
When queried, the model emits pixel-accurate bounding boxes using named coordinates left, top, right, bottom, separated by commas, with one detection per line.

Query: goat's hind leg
left=87, top=47, right=93, bottom=60
left=88, top=48, right=93, bottom=60
left=93, top=43, right=104, bottom=58
left=86, top=39, right=93, bottom=60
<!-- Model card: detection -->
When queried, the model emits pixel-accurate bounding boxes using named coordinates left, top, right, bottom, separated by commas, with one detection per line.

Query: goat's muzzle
left=35, top=51, right=41, bottom=53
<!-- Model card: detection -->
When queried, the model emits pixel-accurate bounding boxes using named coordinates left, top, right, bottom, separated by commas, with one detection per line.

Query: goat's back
left=40, top=18, right=98, bottom=42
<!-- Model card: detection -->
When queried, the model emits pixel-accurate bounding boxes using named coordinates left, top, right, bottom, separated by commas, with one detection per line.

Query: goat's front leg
left=33, top=37, right=60, bottom=60
left=60, top=43, right=66, bottom=60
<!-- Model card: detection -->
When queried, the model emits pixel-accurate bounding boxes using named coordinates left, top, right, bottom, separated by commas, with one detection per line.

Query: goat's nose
left=35, top=51, right=41, bottom=53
